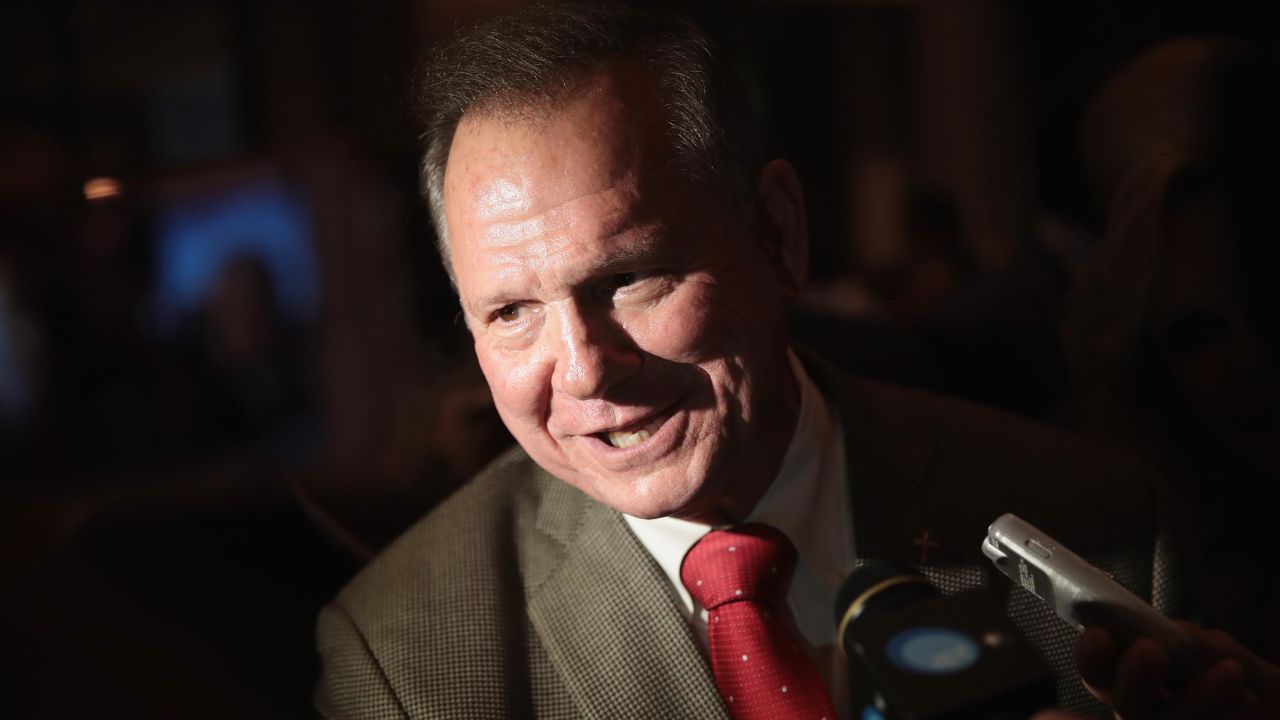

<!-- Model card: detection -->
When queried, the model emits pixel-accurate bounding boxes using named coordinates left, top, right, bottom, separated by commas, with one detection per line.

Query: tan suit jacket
left=315, top=354, right=1182, bottom=719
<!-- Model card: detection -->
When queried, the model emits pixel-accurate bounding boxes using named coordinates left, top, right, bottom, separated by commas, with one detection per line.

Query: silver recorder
left=982, top=513, right=1199, bottom=677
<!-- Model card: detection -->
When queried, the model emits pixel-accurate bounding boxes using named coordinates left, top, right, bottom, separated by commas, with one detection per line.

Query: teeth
left=607, top=429, right=651, bottom=449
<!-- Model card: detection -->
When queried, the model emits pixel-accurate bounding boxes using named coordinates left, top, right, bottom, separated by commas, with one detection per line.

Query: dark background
left=2, top=1, right=1275, bottom=717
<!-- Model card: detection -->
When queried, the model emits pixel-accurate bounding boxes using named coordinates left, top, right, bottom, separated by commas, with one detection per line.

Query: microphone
left=834, top=561, right=1055, bottom=719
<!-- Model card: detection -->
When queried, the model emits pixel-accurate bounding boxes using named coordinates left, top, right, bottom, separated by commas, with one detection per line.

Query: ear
left=756, top=159, right=809, bottom=299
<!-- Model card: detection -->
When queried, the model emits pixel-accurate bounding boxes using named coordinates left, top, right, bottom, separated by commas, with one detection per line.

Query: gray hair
left=416, top=1, right=762, bottom=280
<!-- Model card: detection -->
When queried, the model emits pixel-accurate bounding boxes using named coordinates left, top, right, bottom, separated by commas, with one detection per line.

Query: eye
left=482, top=301, right=540, bottom=342
left=596, top=269, right=673, bottom=307
left=599, top=271, right=651, bottom=302
left=604, top=272, right=638, bottom=293
left=495, top=303, right=524, bottom=323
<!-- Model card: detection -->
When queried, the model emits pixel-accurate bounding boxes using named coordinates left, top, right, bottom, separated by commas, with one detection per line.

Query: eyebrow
left=590, top=223, right=666, bottom=272
left=467, top=221, right=669, bottom=312
left=467, top=267, right=536, bottom=313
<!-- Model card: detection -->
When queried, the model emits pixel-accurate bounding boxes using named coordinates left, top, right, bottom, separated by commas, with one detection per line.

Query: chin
left=602, top=491, right=687, bottom=521
left=597, top=474, right=703, bottom=520
left=616, top=505, right=669, bottom=521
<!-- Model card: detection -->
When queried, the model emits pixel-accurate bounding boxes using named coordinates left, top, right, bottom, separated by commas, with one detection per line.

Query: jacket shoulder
left=855, top=377, right=1155, bottom=488
left=340, top=444, right=541, bottom=605
left=317, top=445, right=563, bottom=717
left=841, top=377, right=1167, bottom=552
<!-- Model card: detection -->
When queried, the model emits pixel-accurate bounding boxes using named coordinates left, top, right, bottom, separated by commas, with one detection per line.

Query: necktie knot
left=680, top=523, right=797, bottom=610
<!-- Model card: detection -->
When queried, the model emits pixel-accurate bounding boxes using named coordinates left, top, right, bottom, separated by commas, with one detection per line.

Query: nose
left=548, top=300, right=642, bottom=399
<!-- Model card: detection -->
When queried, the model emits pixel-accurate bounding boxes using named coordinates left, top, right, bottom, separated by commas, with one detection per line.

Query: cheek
left=475, top=345, right=550, bottom=426
left=625, top=279, right=757, bottom=362
left=630, top=306, right=711, bottom=360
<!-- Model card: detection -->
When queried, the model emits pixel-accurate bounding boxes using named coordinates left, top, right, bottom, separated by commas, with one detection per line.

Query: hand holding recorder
left=1074, top=622, right=1280, bottom=720
left=984, top=513, right=1280, bottom=719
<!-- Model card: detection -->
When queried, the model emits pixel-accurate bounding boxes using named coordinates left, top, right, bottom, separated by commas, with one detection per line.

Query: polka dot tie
left=680, top=523, right=837, bottom=720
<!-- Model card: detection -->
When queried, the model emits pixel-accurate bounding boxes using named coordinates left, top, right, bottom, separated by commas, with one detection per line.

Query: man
left=315, top=4, right=1254, bottom=718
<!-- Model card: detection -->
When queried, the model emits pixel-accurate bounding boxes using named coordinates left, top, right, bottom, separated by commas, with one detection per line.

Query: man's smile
left=571, top=397, right=690, bottom=472
left=590, top=400, right=678, bottom=448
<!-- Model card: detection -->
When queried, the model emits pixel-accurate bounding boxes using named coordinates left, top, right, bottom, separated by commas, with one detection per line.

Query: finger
left=1194, top=628, right=1280, bottom=688
left=1077, top=626, right=1121, bottom=701
left=1163, top=658, right=1247, bottom=720
left=1177, top=623, right=1250, bottom=671
left=1112, top=638, right=1169, bottom=720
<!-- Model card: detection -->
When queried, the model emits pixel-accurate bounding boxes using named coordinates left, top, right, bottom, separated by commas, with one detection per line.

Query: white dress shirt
left=624, top=350, right=855, bottom=718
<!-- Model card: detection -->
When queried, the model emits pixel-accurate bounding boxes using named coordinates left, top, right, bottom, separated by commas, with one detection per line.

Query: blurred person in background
left=46, top=169, right=166, bottom=471
left=795, top=179, right=1075, bottom=421
left=179, top=253, right=316, bottom=456
left=869, top=186, right=979, bottom=325
left=0, top=118, right=71, bottom=474
left=1066, top=37, right=1280, bottom=660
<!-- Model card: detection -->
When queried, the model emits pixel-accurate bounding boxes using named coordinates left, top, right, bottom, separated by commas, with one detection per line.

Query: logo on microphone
left=1017, top=558, right=1037, bottom=595
left=884, top=627, right=981, bottom=675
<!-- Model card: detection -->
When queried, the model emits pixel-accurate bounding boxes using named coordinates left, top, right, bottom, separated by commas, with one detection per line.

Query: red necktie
left=680, top=523, right=838, bottom=720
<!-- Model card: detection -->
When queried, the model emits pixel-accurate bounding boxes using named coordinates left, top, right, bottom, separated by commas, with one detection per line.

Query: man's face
left=443, top=65, right=801, bottom=521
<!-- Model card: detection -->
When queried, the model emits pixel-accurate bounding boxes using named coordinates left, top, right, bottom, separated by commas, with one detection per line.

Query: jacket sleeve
left=315, top=602, right=410, bottom=720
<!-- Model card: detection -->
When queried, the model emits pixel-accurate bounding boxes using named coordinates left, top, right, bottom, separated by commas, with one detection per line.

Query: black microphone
left=835, top=561, right=1055, bottom=720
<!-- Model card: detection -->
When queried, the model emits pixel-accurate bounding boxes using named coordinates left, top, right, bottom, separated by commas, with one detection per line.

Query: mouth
left=563, top=393, right=693, bottom=473
left=597, top=413, right=669, bottom=449
left=581, top=395, right=686, bottom=453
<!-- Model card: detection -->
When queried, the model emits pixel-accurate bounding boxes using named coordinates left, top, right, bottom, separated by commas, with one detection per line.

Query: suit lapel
left=799, top=349, right=940, bottom=566
left=799, top=349, right=994, bottom=602
left=528, top=487, right=727, bottom=720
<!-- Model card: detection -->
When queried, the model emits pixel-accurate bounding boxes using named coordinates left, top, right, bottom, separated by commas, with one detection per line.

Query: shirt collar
left=623, top=349, right=853, bottom=614
left=747, top=350, right=853, bottom=588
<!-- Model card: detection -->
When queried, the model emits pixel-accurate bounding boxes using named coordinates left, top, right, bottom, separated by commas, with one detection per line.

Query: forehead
left=441, top=64, right=695, bottom=288
left=444, top=64, right=670, bottom=223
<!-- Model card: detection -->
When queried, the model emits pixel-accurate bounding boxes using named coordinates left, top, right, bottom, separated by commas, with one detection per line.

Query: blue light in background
left=0, top=281, right=32, bottom=422
left=152, top=176, right=321, bottom=333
